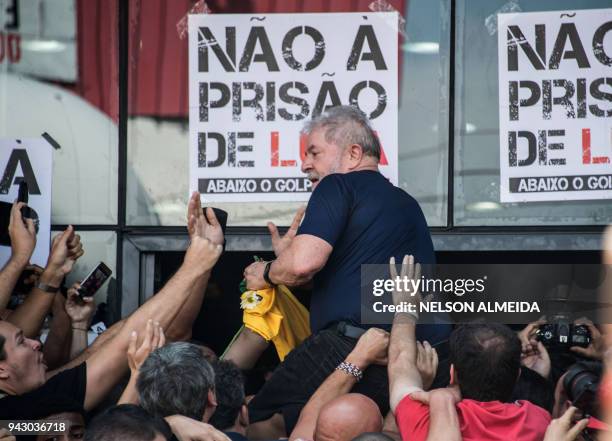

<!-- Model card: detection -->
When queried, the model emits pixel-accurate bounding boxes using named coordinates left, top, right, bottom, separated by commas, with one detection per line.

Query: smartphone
left=78, top=262, right=112, bottom=298
left=17, top=181, right=34, bottom=222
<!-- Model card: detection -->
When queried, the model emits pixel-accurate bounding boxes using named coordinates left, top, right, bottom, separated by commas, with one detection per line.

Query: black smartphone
left=17, top=181, right=34, bottom=221
left=78, top=262, right=112, bottom=298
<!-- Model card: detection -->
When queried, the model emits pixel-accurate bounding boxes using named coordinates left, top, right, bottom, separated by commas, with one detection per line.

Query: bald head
left=315, top=394, right=383, bottom=441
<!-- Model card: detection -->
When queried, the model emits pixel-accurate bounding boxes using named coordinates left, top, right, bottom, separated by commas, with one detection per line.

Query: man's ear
left=347, top=143, right=364, bottom=167
left=0, top=365, right=9, bottom=380
left=208, top=389, right=218, bottom=408
left=239, top=403, right=249, bottom=427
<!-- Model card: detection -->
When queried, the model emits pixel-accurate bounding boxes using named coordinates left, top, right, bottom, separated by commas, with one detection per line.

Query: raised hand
left=389, top=255, right=422, bottom=312
left=267, top=207, right=305, bottom=257
left=543, top=407, right=588, bottom=441
left=187, top=191, right=224, bottom=246
left=65, top=282, right=96, bottom=329
left=41, top=226, right=84, bottom=286
left=417, top=341, right=439, bottom=390
left=127, top=319, right=166, bottom=373
left=8, top=201, right=36, bottom=265
left=521, top=340, right=551, bottom=379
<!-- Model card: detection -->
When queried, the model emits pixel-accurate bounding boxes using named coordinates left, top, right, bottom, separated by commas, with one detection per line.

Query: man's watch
left=263, top=260, right=275, bottom=286
left=35, top=282, right=61, bottom=293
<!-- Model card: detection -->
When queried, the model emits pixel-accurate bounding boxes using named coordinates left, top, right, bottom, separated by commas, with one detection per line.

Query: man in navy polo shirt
left=243, top=105, right=449, bottom=439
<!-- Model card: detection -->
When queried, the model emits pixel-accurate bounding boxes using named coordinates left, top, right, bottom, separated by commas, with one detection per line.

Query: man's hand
left=127, top=319, right=165, bottom=373
left=521, top=340, right=551, bottom=379
left=416, top=341, right=438, bottom=390
left=184, top=236, right=223, bottom=276
left=187, top=191, right=224, bottom=246
left=65, top=283, right=96, bottom=328
left=244, top=261, right=269, bottom=291
left=165, top=415, right=231, bottom=441
left=267, top=207, right=305, bottom=257
left=389, top=255, right=422, bottom=311
left=518, top=318, right=546, bottom=353
left=8, top=201, right=36, bottom=265
left=40, top=226, right=84, bottom=286
left=410, top=385, right=461, bottom=406
left=571, top=318, right=604, bottom=360
left=543, top=407, right=588, bottom=441
left=346, top=327, right=390, bottom=368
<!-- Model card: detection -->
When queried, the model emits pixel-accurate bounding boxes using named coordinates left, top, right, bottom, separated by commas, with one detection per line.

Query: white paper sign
left=0, top=138, right=53, bottom=266
left=498, top=8, right=612, bottom=203
left=188, top=12, right=398, bottom=203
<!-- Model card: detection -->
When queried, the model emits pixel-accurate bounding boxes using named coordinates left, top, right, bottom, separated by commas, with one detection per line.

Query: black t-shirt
left=297, top=170, right=436, bottom=332
left=0, top=362, right=87, bottom=419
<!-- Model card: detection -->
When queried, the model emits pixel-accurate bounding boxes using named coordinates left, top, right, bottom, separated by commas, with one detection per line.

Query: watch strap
left=263, top=260, right=275, bottom=286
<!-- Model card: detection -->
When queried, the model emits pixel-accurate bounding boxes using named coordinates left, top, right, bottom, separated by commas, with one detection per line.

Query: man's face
left=301, top=127, right=346, bottom=189
left=36, top=412, right=85, bottom=441
left=0, top=321, right=46, bottom=394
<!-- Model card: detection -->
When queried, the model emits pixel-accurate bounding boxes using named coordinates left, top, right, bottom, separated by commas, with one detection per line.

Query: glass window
left=0, top=0, right=118, bottom=225
left=454, top=0, right=612, bottom=226
left=126, top=0, right=448, bottom=227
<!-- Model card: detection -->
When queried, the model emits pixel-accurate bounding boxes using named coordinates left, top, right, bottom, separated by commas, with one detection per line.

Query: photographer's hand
left=543, top=407, right=588, bottom=441
left=521, top=340, right=551, bottom=379
left=570, top=318, right=604, bottom=360
left=517, top=318, right=546, bottom=354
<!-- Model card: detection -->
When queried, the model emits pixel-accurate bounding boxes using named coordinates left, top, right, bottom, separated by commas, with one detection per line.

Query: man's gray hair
left=137, top=342, right=215, bottom=421
left=303, top=105, right=381, bottom=161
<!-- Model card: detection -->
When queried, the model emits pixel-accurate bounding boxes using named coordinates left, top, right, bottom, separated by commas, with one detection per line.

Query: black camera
left=563, top=361, right=601, bottom=418
left=536, top=323, right=591, bottom=350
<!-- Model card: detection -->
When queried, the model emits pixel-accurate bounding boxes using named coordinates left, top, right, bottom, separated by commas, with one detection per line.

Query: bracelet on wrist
left=336, top=360, right=364, bottom=382
left=263, top=260, right=275, bottom=286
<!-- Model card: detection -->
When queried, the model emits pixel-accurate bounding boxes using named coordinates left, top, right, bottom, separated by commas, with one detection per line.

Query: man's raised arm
left=8, top=226, right=83, bottom=337
left=388, top=255, right=424, bottom=412
left=81, top=195, right=223, bottom=411
left=0, top=202, right=36, bottom=310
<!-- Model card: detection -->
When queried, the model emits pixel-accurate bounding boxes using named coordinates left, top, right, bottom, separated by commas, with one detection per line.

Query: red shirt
left=395, top=396, right=551, bottom=441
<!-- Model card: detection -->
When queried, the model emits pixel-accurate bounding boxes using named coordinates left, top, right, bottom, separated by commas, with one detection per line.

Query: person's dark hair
left=137, top=342, right=215, bottom=420
left=84, top=404, right=172, bottom=441
left=209, top=360, right=245, bottom=431
left=449, top=323, right=521, bottom=402
left=512, top=366, right=554, bottom=412
left=0, top=334, right=6, bottom=361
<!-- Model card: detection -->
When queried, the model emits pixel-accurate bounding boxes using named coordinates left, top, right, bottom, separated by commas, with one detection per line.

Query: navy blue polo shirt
left=297, top=170, right=436, bottom=332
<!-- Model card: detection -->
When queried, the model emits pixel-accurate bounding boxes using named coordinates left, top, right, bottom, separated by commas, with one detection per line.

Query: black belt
left=334, top=321, right=367, bottom=339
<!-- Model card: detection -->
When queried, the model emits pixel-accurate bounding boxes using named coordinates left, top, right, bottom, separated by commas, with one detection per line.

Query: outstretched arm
left=8, top=226, right=83, bottom=337
left=388, top=255, right=424, bottom=412
left=290, top=328, right=389, bottom=441
left=81, top=193, right=223, bottom=411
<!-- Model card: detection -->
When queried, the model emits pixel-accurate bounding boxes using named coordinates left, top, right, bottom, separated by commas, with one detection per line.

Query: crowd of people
left=0, top=106, right=609, bottom=441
